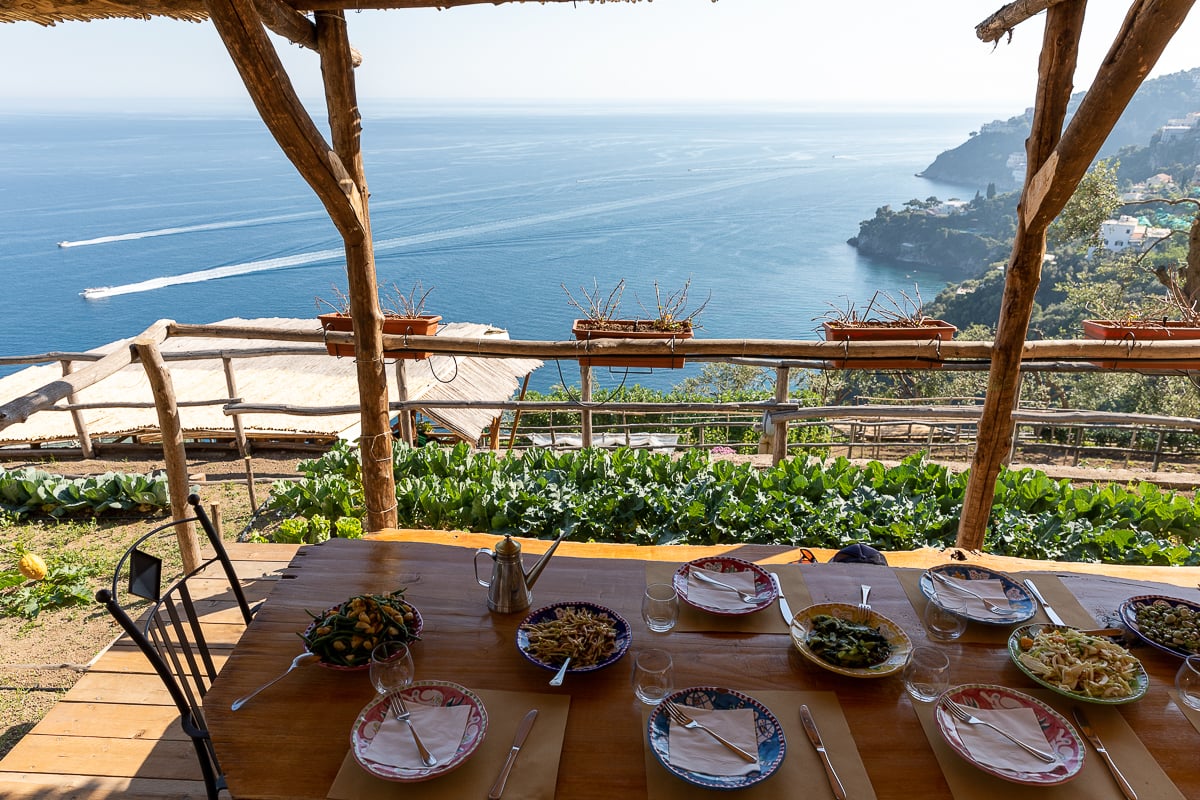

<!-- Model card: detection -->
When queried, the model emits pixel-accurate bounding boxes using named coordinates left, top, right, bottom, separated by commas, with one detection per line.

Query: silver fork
left=930, top=571, right=1020, bottom=616
left=943, top=699, right=1057, bottom=762
left=388, top=693, right=438, bottom=767
left=688, top=568, right=762, bottom=604
left=857, top=585, right=872, bottom=623
left=662, top=701, right=758, bottom=763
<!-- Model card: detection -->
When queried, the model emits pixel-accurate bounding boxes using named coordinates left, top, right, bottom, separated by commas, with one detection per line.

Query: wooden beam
left=204, top=0, right=367, bottom=241
left=956, top=0, right=1196, bottom=550
left=251, top=0, right=363, bottom=66
left=1024, top=0, right=1198, bottom=232
left=0, top=320, right=169, bottom=432
left=132, top=338, right=201, bottom=574
left=957, top=0, right=1086, bottom=551
left=977, top=0, right=1072, bottom=43
left=316, top=9, right=397, bottom=530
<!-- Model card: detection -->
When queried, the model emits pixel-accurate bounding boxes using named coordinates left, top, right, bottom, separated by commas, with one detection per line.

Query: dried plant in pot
left=566, top=278, right=708, bottom=369
left=317, top=282, right=441, bottom=360
left=817, top=288, right=955, bottom=369
left=1080, top=265, right=1200, bottom=371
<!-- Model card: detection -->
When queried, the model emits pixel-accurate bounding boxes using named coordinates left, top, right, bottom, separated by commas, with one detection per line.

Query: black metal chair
left=96, top=493, right=254, bottom=800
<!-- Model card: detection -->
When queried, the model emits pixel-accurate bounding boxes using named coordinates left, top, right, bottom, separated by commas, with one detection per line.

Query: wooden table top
left=204, top=537, right=1200, bottom=799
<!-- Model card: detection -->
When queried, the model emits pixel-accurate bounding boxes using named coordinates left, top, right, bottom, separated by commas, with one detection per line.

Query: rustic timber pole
left=61, top=360, right=95, bottom=458
left=317, top=10, right=398, bottom=528
left=203, top=0, right=397, bottom=529
left=133, top=337, right=202, bottom=574
left=956, top=0, right=1196, bottom=550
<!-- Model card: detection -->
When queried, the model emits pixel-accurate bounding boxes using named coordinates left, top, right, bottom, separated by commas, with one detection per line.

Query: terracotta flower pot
left=319, top=313, right=441, bottom=360
left=1082, top=319, right=1200, bottom=371
left=571, top=319, right=692, bottom=369
left=820, top=320, right=956, bottom=369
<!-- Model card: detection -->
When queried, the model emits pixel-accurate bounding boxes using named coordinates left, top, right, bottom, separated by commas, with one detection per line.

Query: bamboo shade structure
left=1, top=0, right=1197, bottom=549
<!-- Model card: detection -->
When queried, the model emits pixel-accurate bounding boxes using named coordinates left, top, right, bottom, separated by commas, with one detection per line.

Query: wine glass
left=370, top=641, right=415, bottom=699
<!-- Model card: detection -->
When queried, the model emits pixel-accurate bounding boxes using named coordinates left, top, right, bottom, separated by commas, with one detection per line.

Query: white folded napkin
left=953, top=706, right=1059, bottom=774
left=363, top=702, right=471, bottom=769
left=666, top=706, right=760, bottom=776
left=939, top=576, right=1013, bottom=613
left=686, top=567, right=758, bottom=611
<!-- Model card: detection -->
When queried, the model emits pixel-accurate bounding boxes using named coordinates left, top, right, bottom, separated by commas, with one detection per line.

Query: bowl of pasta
left=1007, top=623, right=1148, bottom=704
left=516, top=601, right=632, bottom=675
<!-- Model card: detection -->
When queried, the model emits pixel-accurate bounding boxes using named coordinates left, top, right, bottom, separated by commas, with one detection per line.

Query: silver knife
left=770, top=572, right=794, bottom=626
left=488, top=709, right=538, bottom=800
left=1073, top=708, right=1137, bottom=800
left=800, top=704, right=847, bottom=800
left=1023, top=579, right=1066, bottom=626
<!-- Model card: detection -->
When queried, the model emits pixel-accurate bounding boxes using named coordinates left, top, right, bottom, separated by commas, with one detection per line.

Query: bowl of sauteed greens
left=301, top=590, right=423, bottom=670
left=789, top=602, right=911, bottom=678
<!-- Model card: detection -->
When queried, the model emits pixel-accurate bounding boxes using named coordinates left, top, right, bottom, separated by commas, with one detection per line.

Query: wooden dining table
left=204, top=534, right=1200, bottom=799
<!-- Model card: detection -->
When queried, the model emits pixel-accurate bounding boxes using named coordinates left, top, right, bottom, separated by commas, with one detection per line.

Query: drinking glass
left=923, top=593, right=968, bottom=641
left=1176, top=654, right=1200, bottom=711
left=370, top=641, right=415, bottom=697
left=632, top=648, right=674, bottom=705
left=903, top=646, right=950, bottom=703
left=642, top=583, right=680, bottom=633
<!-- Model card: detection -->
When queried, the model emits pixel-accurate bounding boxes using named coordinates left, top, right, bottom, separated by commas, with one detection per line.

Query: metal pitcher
left=474, top=530, right=569, bottom=613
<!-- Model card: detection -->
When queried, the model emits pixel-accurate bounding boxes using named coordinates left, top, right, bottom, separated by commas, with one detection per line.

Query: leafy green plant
left=264, top=443, right=1200, bottom=566
left=0, top=468, right=174, bottom=520
left=0, top=548, right=100, bottom=619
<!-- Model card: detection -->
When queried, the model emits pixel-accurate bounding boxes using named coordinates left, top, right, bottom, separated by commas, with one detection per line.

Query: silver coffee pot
left=474, top=530, right=569, bottom=613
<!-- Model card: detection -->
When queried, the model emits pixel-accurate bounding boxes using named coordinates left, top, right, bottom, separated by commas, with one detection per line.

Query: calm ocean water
left=0, top=107, right=988, bottom=392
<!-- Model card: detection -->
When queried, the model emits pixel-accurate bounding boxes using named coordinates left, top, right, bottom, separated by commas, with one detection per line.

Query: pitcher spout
left=523, top=528, right=571, bottom=589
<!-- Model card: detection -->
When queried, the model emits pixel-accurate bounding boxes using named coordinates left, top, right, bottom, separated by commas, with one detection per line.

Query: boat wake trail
left=59, top=211, right=322, bottom=248
left=81, top=169, right=798, bottom=300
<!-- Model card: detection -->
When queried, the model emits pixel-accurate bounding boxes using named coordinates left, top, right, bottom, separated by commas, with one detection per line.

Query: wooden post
left=580, top=364, right=593, bottom=448
left=506, top=373, right=532, bottom=451
left=957, top=0, right=1194, bottom=550
left=133, top=338, right=201, bottom=574
left=222, top=356, right=250, bottom=457
left=61, top=360, right=94, bottom=459
left=771, top=366, right=790, bottom=465
left=395, top=361, right=412, bottom=445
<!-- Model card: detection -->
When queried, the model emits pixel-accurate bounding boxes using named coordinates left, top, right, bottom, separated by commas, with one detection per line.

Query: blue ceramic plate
left=516, top=601, right=631, bottom=674
left=647, top=686, right=786, bottom=790
left=1008, top=623, right=1148, bottom=705
left=918, top=564, right=1036, bottom=625
left=673, top=556, right=777, bottom=616
left=1118, top=594, right=1200, bottom=658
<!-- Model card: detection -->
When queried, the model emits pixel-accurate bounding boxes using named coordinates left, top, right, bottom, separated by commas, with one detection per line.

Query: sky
left=1, top=1, right=1200, bottom=115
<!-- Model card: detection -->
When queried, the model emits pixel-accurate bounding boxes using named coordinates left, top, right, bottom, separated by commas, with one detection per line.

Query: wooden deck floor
left=0, top=543, right=299, bottom=800
left=1, top=535, right=1197, bottom=799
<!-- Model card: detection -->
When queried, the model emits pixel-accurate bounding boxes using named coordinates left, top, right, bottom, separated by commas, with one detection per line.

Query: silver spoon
left=231, top=652, right=318, bottom=710
left=549, top=657, right=571, bottom=687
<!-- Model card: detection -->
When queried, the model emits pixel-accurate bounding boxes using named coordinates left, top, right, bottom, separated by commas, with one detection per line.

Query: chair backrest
left=96, top=493, right=253, bottom=800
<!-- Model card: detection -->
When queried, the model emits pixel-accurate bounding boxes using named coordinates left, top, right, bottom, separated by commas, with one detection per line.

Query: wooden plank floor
left=0, top=543, right=299, bottom=800
left=1, top=535, right=1197, bottom=799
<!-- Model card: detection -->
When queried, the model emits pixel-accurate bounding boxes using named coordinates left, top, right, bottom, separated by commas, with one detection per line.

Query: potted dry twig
left=817, top=288, right=955, bottom=369
left=566, top=278, right=708, bottom=369
left=317, top=282, right=441, bottom=360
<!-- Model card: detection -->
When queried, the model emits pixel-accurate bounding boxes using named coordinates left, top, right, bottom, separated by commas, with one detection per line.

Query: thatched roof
left=0, top=318, right=541, bottom=446
left=0, top=0, right=646, bottom=27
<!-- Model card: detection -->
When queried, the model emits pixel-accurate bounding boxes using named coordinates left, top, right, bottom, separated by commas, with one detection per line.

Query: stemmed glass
left=370, top=641, right=415, bottom=701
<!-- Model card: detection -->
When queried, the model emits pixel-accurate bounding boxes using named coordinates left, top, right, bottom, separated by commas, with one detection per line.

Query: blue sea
left=0, top=105, right=991, bottom=392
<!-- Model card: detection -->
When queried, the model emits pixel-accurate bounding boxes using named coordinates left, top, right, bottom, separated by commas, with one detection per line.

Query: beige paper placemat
left=895, top=569, right=1098, bottom=645
left=800, top=563, right=923, bottom=633
left=1169, top=689, right=1200, bottom=735
left=913, top=690, right=1185, bottom=799
left=644, top=563, right=809, bottom=634
left=327, top=689, right=570, bottom=800
left=642, top=690, right=876, bottom=799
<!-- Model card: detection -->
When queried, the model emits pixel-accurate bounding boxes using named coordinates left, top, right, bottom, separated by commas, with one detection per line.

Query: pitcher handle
left=474, top=548, right=495, bottom=588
